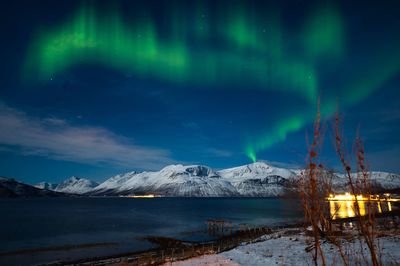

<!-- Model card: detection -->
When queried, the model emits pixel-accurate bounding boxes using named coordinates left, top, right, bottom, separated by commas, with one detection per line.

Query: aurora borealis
left=24, top=3, right=318, bottom=103
left=1, top=0, right=400, bottom=182
left=22, top=2, right=341, bottom=160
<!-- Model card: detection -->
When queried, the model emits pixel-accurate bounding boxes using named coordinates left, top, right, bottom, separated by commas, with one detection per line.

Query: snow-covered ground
left=166, top=228, right=400, bottom=266
left=164, top=254, right=240, bottom=266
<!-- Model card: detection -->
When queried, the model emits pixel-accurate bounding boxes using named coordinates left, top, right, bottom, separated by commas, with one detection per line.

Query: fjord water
left=0, top=197, right=301, bottom=265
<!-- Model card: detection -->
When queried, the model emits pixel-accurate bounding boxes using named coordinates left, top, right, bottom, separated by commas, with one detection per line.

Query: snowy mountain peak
left=61, top=176, right=80, bottom=183
left=54, top=176, right=99, bottom=194
left=159, top=164, right=219, bottom=179
left=31, top=163, right=400, bottom=198
left=91, top=164, right=236, bottom=197
left=245, top=161, right=274, bottom=173
left=218, top=161, right=295, bottom=181
left=214, top=162, right=296, bottom=197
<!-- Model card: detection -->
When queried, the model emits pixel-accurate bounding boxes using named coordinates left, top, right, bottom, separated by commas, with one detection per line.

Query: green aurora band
left=24, top=5, right=317, bottom=101
left=23, top=3, right=400, bottom=162
left=246, top=42, right=400, bottom=162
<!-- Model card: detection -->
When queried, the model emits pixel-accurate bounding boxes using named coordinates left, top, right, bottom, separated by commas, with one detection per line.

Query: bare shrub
left=334, top=113, right=381, bottom=266
left=300, top=104, right=382, bottom=266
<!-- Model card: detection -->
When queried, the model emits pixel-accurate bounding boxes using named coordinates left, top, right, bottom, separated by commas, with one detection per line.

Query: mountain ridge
left=88, top=162, right=400, bottom=197
left=5, top=161, right=400, bottom=197
left=1, top=176, right=67, bottom=197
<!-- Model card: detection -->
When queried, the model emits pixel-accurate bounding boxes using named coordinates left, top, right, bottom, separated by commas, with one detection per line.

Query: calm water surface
left=0, top=197, right=301, bottom=265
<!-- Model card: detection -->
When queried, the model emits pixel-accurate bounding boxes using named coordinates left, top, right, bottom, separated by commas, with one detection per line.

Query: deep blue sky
left=0, top=0, right=399, bottom=184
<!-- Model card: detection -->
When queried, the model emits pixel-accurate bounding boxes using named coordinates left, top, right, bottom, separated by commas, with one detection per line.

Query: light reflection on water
left=329, top=199, right=393, bottom=220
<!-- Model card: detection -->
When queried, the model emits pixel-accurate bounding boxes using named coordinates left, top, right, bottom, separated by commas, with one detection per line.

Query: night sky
left=1, top=0, right=399, bottom=184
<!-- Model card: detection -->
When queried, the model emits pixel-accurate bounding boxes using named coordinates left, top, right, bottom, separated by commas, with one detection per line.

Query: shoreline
left=41, top=224, right=286, bottom=266
left=42, top=210, right=400, bottom=266
left=2, top=205, right=398, bottom=265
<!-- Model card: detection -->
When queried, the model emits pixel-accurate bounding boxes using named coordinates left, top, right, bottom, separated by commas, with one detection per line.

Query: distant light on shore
left=120, top=194, right=161, bottom=198
left=327, top=193, right=399, bottom=202
left=327, top=192, right=397, bottom=220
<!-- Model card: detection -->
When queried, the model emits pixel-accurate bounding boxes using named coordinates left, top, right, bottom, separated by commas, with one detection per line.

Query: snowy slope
left=92, top=162, right=295, bottom=197
left=218, top=162, right=297, bottom=196
left=92, top=162, right=400, bottom=197
left=366, top=172, right=400, bottom=190
left=92, top=171, right=139, bottom=193
left=55, top=176, right=99, bottom=194
left=32, top=162, right=400, bottom=197
left=92, top=165, right=238, bottom=196
left=218, top=161, right=295, bottom=181
left=331, top=171, right=400, bottom=192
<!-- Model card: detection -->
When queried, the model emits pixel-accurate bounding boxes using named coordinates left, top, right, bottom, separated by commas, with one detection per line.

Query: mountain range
left=2, top=162, right=400, bottom=197
left=0, top=177, right=66, bottom=197
left=35, top=176, right=99, bottom=194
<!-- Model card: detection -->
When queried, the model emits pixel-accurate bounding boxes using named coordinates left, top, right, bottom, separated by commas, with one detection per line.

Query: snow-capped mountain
left=91, top=162, right=400, bottom=197
left=31, top=162, right=400, bottom=197
left=369, top=172, right=400, bottom=190
left=331, top=171, right=400, bottom=192
left=93, top=171, right=139, bottom=192
left=35, top=182, right=58, bottom=190
left=217, top=162, right=296, bottom=196
left=91, top=165, right=238, bottom=197
left=90, top=162, right=304, bottom=197
left=218, top=161, right=295, bottom=180
left=54, top=176, right=99, bottom=194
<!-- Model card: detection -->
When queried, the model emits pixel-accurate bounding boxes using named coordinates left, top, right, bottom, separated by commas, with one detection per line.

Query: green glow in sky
left=24, top=7, right=189, bottom=83
left=24, top=4, right=317, bottom=102
left=245, top=115, right=307, bottom=162
left=245, top=43, right=400, bottom=161
left=303, top=5, right=344, bottom=60
left=23, top=3, right=400, bottom=162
